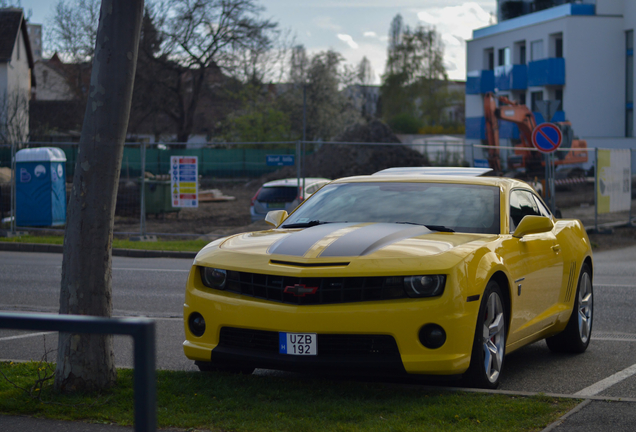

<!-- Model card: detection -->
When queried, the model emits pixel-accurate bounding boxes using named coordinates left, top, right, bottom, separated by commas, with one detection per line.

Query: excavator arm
left=482, top=92, right=587, bottom=174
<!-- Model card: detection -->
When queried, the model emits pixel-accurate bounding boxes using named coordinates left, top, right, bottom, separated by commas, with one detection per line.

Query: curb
left=0, top=242, right=197, bottom=259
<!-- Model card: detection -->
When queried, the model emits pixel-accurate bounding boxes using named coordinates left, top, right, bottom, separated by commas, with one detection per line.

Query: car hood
left=208, top=223, right=495, bottom=260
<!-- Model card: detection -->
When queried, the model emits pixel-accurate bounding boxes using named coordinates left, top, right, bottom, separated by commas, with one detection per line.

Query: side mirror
left=265, top=210, right=288, bottom=228
left=512, top=215, right=554, bottom=238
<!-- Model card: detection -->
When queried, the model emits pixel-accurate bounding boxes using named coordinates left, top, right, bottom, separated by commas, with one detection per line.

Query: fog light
left=419, top=324, right=446, bottom=349
left=188, top=312, right=206, bottom=337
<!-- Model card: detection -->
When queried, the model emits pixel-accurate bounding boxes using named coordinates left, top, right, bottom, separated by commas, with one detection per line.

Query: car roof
left=332, top=172, right=531, bottom=191
left=262, top=178, right=330, bottom=187
left=373, top=167, right=493, bottom=176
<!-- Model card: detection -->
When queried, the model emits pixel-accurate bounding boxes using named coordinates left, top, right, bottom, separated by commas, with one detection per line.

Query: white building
left=465, top=0, right=635, bottom=168
left=0, top=8, right=35, bottom=144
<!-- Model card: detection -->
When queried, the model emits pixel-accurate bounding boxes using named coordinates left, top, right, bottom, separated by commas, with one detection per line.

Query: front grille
left=219, top=327, right=400, bottom=357
left=215, top=269, right=407, bottom=305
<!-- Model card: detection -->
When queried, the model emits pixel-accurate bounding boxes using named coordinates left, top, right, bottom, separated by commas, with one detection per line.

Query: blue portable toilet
left=15, top=147, right=67, bottom=226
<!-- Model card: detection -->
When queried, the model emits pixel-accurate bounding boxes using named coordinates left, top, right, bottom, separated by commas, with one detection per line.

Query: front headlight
left=403, top=275, right=446, bottom=298
left=200, top=267, right=227, bottom=289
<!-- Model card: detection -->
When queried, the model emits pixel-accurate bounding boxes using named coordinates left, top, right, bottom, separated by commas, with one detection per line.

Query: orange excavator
left=483, top=92, right=588, bottom=175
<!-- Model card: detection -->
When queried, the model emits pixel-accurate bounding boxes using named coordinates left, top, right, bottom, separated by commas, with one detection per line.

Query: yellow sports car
left=183, top=167, right=593, bottom=388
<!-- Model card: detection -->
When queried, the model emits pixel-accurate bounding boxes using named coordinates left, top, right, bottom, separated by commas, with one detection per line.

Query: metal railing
left=0, top=312, right=156, bottom=432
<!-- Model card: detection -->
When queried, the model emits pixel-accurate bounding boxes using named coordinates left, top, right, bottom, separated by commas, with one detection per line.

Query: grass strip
left=0, top=235, right=209, bottom=252
left=0, top=361, right=579, bottom=431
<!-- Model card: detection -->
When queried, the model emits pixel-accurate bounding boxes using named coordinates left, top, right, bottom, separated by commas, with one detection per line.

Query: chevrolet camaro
left=183, top=167, right=593, bottom=388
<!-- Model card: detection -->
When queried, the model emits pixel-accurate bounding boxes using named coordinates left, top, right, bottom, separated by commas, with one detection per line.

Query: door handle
left=551, top=244, right=561, bottom=253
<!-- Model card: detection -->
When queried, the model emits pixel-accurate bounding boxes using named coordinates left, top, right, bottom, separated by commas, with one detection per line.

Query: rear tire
left=546, top=263, right=593, bottom=353
left=464, top=280, right=507, bottom=389
left=195, top=361, right=255, bottom=375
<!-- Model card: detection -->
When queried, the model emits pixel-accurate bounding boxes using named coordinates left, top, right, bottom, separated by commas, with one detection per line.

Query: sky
left=14, top=0, right=497, bottom=83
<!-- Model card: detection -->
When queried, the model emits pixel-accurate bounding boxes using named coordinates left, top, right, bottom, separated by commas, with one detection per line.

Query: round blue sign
left=532, top=123, right=562, bottom=154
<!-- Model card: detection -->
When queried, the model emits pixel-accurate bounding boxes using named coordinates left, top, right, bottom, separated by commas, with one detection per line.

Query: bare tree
left=0, top=89, right=30, bottom=146
left=288, top=44, right=308, bottom=85
left=354, top=56, right=375, bottom=120
left=278, top=49, right=362, bottom=141
left=56, top=0, right=144, bottom=392
left=357, top=56, right=374, bottom=86
left=381, top=15, right=449, bottom=131
left=230, top=26, right=292, bottom=85
left=49, top=0, right=100, bottom=61
left=152, top=0, right=277, bottom=141
left=48, top=0, right=280, bottom=142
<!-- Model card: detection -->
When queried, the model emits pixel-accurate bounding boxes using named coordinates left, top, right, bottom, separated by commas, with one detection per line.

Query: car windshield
left=283, top=182, right=500, bottom=234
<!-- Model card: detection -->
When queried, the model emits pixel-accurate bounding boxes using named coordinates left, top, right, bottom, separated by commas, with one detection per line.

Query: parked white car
left=250, top=178, right=330, bottom=222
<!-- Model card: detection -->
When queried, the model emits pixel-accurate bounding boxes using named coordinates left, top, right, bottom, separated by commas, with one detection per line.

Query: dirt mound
left=257, top=120, right=429, bottom=183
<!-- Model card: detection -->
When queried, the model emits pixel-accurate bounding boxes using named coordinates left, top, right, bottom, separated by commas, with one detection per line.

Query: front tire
left=465, top=281, right=507, bottom=389
left=546, top=263, right=593, bottom=353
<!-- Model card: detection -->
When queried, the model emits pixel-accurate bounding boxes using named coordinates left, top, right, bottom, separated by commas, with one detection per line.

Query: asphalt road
left=1, top=247, right=636, bottom=399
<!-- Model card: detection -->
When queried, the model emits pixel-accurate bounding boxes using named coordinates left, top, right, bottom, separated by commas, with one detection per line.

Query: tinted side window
left=257, top=187, right=297, bottom=202
left=510, top=190, right=541, bottom=232
left=532, top=194, right=552, bottom=218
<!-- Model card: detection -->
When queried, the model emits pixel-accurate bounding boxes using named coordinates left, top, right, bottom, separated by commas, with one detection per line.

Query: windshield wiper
left=396, top=222, right=455, bottom=233
left=281, top=220, right=333, bottom=229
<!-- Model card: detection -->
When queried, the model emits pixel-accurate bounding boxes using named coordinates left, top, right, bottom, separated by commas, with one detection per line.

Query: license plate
left=267, top=202, right=286, bottom=209
left=279, top=332, right=317, bottom=355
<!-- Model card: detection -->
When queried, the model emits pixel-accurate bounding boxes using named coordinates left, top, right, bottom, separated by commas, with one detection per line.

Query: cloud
left=416, top=2, right=492, bottom=41
left=363, top=31, right=378, bottom=38
left=313, top=16, right=341, bottom=31
left=337, top=34, right=359, bottom=49
left=415, top=2, right=494, bottom=79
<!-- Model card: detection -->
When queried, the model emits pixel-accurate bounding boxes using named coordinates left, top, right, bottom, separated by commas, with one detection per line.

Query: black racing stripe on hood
left=319, top=223, right=432, bottom=257
left=267, top=223, right=355, bottom=256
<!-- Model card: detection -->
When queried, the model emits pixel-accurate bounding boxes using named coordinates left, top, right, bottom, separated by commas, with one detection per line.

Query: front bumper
left=184, top=281, right=480, bottom=376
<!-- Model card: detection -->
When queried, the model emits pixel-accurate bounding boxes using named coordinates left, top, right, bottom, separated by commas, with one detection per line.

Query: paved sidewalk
left=0, top=241, right=197, bottom=259
left=543, top=400, right=636, bottom=432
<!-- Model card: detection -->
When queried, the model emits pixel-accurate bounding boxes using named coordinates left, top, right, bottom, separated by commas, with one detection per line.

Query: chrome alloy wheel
left=482, top=292, right=505, bottom=384
left=578, top=272, right=593, bottom=344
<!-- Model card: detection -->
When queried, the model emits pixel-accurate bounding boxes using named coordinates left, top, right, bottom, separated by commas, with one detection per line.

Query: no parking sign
left=531, top=123, right=562, bottom=153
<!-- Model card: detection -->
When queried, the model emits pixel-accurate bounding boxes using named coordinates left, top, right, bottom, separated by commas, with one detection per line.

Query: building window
left=627, top=30, right=634, bottom=137
left=531, top=40, right=544, bottom=61
left=518, top=92, right=527, bottom=106
left=498, top=47, right=511, bottom=66
left=555, top=88, right=563, bottom=111
left=531, top=91, right=543, bottom=112
left=485, top=48, right=494, bottom=70
left=514, top=41, right=526, bottom=65
left=550, top=33, right=563, bottom=58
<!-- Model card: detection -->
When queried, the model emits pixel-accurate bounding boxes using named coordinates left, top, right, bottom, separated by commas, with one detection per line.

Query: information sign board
left=266, top=155, right=295, bottom=166
left=597, top=149, right=631, bottom=214
left=170, top=156, right=198, bottom=208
